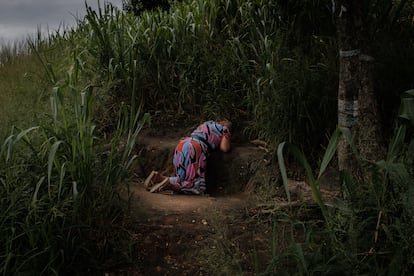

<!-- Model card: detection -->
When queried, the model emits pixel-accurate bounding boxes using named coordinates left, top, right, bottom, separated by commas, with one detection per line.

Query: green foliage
left=0, top=34, right=149, bottom=274
left=1, top=0, right=413, bottom=274
left=78, top=0, right=338, bottom=156
left=275, top=91, right=414, bottom=274
left=0, top=46, right=45, bottom=139
left=122, top=0, right=173, bottom=15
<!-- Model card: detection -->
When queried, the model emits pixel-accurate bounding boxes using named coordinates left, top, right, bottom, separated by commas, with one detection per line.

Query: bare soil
left=107, top=127, right=339, bottom=275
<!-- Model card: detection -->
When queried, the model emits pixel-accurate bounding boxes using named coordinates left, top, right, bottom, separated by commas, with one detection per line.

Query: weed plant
left=274, top=91, right=414, bottom=274
left=79, top=0, right=338, bottom=156
left=82, top=0, right=413, bottom=158
left=0, top=42, right=47, bottom=139
left=0, top=27, right=80, bottom=138
left=1, top=0, right=413, bottom=274
left=0, top=29, right=148, bottom=274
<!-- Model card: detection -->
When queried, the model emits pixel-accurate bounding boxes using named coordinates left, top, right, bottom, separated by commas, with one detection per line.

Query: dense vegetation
left=1, top=0, right=413, bottom=274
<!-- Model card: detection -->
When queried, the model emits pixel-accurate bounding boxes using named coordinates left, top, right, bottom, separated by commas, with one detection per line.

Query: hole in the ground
left=139, top=152, right=246, bottom=196
left=136, top=131, right=277, bottom=197
left=205, top=151, right=247, bottom=196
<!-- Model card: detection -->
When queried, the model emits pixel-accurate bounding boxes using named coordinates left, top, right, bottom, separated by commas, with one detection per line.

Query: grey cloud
left=0, top=0, right=122, bottom=43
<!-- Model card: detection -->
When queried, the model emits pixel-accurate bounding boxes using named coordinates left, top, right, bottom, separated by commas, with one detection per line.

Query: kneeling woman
left=145, top=120, right=232, bottom=195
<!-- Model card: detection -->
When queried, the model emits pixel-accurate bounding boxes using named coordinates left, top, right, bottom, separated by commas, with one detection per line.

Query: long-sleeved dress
left=168, top=120, right=231, bottom=195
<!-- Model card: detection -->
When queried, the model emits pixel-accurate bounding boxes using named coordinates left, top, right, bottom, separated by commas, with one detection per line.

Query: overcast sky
left=0, top=0, right=123, bottom=46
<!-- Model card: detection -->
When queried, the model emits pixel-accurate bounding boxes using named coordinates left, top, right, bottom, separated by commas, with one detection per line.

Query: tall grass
left=0, top=27, right=78, bottom=139
left=274, top=90, right=414, bottom=274
left=79, top=0, right=338, bottom=155
left=0, top=41, right=45, bottom=139
left=73, top=0, right=412, bottom=159
left=1, top=0, right=412, bottom=273
left=0, top=26, right=148, bottom=274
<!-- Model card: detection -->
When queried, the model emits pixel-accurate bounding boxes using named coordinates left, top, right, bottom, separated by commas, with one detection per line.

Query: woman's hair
left=219, top=119, right=232, bottom=130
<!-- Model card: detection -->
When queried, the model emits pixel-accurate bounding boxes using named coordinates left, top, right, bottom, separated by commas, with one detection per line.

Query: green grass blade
left=277, top=142, right=291, bottom=203
left=31, top=176, right=45, bottom=206
left=15, top=126, right=39, bottom=143
left=1, top=134, right=15, bottom=162
left=293, top=242, right=308, bottom=275
left=48, top=140, right=64, bottom=196
left=318, top=128, right=341, bottom=179
left=278, top=141, right=328, bottom=220
left=387, top=125, right=406, bottom=161
left=399, top=89, right=414, bottom=126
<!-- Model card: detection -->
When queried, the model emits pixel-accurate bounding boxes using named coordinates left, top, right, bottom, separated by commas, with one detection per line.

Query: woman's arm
left=218, top=120, right=232, bottom=152
left=219, top=135, right=231, bottom=152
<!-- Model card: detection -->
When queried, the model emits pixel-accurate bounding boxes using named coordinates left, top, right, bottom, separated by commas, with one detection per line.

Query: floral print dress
left=168, top=121, right=231, bottom=195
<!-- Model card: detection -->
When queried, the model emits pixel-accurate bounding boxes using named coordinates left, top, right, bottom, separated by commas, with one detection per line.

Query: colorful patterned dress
left=168, top=121, right=231, bottom=195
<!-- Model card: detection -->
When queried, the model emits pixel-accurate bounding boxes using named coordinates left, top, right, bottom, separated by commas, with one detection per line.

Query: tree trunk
left=335, top=0, right=385, bottom=174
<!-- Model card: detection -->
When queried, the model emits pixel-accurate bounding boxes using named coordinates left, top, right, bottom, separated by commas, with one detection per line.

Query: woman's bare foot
left=144, top=171, right=168, bottom=189
left=143, top=171, right=158, bottom=188
left=149, top=178, right=169, bottom=193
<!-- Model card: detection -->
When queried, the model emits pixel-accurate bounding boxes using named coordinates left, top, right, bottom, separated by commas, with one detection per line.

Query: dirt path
left=118, top=181, right=339, bottom=275
left=120, top=181, right=259, bottom=275
left=109, top=129, right=339, bottom=275
left=129, top=183, right=251, bottom=214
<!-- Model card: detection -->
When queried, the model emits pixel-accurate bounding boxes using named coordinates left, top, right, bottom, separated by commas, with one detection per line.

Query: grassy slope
left=0, top=50, right=48, bottom=138
left=0, top=36, right=75, bottom=139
